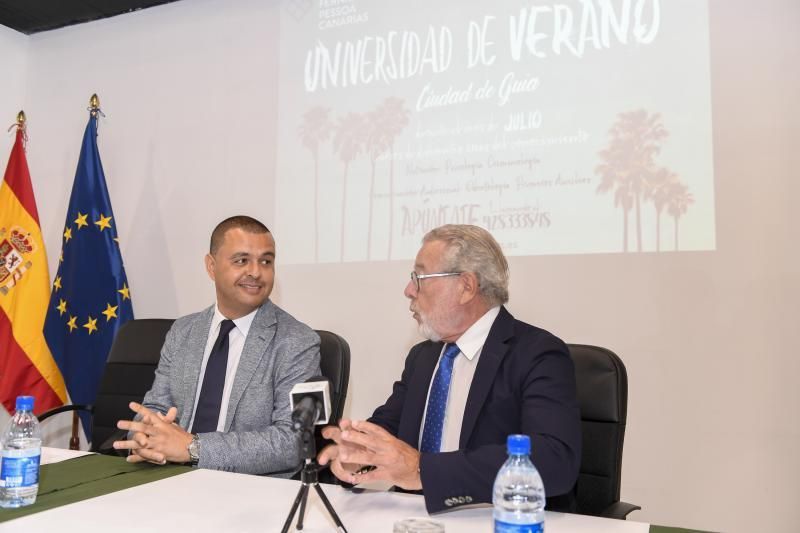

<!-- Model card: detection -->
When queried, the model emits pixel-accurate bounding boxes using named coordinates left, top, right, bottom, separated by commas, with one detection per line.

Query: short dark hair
left=209, top=216, right=270, bottom=255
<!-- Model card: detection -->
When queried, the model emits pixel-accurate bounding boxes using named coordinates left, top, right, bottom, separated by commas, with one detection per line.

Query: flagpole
left=63, top=95, right=102, bottom=450
left=14, top=104, right=82, bottom=446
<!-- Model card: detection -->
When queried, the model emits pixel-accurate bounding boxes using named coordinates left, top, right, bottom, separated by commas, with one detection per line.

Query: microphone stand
left=281, top=426, right=348, bottom=533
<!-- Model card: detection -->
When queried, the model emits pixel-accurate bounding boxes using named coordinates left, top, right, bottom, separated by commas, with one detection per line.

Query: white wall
left=0, top=1, right=797, bottom=532
left=0, top=24, right=27, bottom=161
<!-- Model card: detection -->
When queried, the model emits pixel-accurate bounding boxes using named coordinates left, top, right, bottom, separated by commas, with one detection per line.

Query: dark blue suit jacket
left=369, top=306, right=581, bottom=513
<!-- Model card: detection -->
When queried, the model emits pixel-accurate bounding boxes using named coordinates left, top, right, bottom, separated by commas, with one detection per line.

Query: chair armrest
left=600, top=501, right=641, bottom=519
left=95, top=429, right=132, bottom=457
left=38, top=404, right=93, bottom=421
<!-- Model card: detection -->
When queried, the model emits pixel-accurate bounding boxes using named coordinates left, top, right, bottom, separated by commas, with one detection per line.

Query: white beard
left=417, top=315, right=443, bottom=342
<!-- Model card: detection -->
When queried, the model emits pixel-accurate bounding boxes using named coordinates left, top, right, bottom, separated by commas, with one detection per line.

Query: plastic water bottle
left=0, top=396, right=42, bottom=508
left=493, top=434, right=545, bottom=533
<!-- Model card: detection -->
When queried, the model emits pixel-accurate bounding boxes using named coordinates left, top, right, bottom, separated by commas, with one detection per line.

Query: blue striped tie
left=420, top=343, right=461, bottom=453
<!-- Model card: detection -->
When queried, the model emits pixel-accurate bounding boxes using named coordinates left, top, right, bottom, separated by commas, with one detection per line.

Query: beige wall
left=0, top=1, right=797, bottom=531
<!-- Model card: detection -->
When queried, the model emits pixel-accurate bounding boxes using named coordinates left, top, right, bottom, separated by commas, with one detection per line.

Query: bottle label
left=0, top=448, right=41, bottom=488
left=494, top=520, right=544, bottom=533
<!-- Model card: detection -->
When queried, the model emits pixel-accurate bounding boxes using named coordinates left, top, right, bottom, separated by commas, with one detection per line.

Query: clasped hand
left=113, top=402, right=192, bottom=465
left=317, top=419, right=422, bottom=490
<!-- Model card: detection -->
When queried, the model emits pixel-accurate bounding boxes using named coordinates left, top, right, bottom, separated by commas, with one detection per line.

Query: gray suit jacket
left=141, top=300, right=320, bottom=474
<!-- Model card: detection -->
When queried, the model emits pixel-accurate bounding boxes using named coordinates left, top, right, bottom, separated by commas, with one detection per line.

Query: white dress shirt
left=188, top=305, right=257, bottom=432
left=419, top=306, right=501, bottom=452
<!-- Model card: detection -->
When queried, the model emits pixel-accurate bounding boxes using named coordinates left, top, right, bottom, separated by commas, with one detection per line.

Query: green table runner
left=0, top=454, right=191, bottom=523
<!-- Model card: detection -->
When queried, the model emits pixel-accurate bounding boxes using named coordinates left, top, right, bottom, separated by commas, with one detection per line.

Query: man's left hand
left=113, top=402, right=192, bottom=464
left=337, top=420, right=422, bottom=491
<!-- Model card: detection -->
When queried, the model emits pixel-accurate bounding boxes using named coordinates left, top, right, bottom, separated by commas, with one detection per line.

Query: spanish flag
left=0, top=119, right=67, bottom=415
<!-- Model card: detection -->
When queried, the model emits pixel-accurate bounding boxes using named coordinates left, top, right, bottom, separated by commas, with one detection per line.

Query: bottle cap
left=507, top=434, right=530, bottom=455
left=15, top=395, right=34, bottom=411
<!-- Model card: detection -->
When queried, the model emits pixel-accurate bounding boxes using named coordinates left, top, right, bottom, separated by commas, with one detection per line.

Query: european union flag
left=43, top=110, right=134, bottom=441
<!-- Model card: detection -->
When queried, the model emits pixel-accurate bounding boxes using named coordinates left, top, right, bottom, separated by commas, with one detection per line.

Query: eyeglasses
left=410, top=271, right=461, bottom=292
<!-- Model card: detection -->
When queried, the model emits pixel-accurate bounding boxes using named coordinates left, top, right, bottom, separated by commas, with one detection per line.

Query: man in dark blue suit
left=319, top=224, right=581, bottom=513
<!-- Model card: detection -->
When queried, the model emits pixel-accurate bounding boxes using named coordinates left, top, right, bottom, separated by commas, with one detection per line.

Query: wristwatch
left=187, top=434, right=200, bottom=465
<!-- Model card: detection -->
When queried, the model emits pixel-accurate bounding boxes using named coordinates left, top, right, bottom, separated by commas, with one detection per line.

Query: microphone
left=290, top=376, right=331, bottom=431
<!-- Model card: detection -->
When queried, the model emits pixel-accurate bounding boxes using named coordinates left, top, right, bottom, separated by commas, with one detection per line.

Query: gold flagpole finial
left=89, top=93, right=100, bottom=116
left=8, top=110, right=27, bottom=136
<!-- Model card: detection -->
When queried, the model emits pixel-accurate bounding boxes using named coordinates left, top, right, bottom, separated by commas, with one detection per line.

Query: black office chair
left=568, top=343, right=640, bottom=519
left=311, top=329, right=350, bottom=468
left=315, top=330, right=350, bottom=423
left=39, top=319, right=174, bottom=453
left=289, top=330, right=350, bottom=483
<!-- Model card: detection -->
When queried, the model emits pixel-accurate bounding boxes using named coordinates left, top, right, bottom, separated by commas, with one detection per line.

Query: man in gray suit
left=114, top=216, right=320, bottom=474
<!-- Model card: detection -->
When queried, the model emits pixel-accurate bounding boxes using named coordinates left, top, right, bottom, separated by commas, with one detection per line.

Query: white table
left=3, top=466, right=650, bottom=533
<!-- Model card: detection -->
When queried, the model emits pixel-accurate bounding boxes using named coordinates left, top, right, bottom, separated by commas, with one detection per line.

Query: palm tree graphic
left=299, top=106, right=332, bottom=262
left=332, top=112, right=366, bottom=262
left=364, top=106, right=392, bottom=260
left=645, top=167, right=678, bottom=252
left=596, top=110, right=668, bottom=252
left=666, top=181, right=694, bottom=251
left=378, top=98, right=410, bottom=260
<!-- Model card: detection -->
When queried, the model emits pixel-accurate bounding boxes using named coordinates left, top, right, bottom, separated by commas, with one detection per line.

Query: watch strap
left=188, top=434, right=200, bottom=465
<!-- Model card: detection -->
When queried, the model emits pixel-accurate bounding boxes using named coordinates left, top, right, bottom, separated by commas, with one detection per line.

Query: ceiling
left=0, top=0, right=181, bottom=35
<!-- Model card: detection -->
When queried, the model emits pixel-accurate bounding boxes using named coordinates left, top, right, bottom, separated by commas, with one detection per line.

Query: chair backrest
left=568, top=344, right=629, bottom=516
left=91, top=319, right=174, bottom=451
left=315, top=330, right=350, bottom=423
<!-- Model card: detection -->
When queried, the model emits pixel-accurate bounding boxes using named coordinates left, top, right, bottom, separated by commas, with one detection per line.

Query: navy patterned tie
left=420, top=343, right=461, bottom=453
left=192, top=319, right=236, bottom=433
